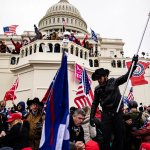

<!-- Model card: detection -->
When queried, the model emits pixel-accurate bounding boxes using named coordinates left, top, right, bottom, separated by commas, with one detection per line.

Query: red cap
left=7, top=112, right=22, bottom=122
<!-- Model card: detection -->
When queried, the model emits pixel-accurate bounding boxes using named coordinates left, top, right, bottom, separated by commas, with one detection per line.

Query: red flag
left=126, top=61, right=149, bottom=86
left=4, top=77, right=19, bottom=101
left=81, top=34, right=88, bottom=46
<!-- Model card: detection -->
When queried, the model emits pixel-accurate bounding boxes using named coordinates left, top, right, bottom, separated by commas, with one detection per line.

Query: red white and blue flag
left=126, top=61, right=149, bottom=86
left=3, top=25, right=18, bottom=35
left=127, top=87, right=134, bottom=101
left=39, top=52, right=69, bottom=150
left=74, top=69, right=94, bottom=108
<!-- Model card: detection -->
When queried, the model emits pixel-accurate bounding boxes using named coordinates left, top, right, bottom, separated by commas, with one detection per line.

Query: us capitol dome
left=38, top=0, right=88, bottom=34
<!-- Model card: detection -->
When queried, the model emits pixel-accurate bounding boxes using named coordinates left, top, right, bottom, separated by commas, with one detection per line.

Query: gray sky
left=0, top=0, right=150, bottom=57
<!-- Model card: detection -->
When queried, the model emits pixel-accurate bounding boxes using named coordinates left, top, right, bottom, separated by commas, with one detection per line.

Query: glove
left=132, top=55, right=138, bottom=65
left=90, top=117, right=95, bottom=127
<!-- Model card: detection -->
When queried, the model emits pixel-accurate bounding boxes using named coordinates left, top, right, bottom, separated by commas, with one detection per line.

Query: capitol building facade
left=0, top=0, right=150, bottom=106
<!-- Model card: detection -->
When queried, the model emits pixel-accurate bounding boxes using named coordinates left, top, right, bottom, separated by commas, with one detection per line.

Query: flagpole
left=73, top=62, right=77, bottom=92
left=13, top=75, right=19, bottom=103
left=82, top=63, right=87, bottom=107
left=116, top=12, right=150, bottom=113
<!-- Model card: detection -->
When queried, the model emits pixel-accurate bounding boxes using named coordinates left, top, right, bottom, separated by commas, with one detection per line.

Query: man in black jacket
left=70, top=109, right=85, bottom=150
left=90, top=55, right=138, bottom=150
left=0, top=112, right=31, bottom=150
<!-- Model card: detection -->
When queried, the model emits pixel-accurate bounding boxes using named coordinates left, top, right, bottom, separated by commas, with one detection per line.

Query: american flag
left=74, top=69, right=94, bottom=108
left=127, top=87, right=134, bottom=101
left=3, top=25, right=18, bottom=35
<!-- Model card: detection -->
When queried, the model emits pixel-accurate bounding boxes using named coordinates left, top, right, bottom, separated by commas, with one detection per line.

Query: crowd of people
left=0, top=25, right=96, bottom=56
left=0, top=98, right=44, bottom=150
left=0, top=97, right=150, bottom=150
left=0, top=55, right=150, bottom=150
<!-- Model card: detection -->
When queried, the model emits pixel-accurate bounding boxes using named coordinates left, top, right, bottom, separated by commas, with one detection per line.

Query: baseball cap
left=7, top=112, right=22, bottom=123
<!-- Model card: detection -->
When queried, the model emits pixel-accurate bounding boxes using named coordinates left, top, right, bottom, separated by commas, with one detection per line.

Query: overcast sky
left=0, top=0, right=150, bottom=57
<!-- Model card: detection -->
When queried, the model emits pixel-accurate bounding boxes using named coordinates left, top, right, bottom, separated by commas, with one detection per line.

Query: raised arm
left=115, top=55, right=138, bottom=86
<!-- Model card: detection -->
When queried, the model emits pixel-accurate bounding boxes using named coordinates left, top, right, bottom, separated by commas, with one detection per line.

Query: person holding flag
left=39, top=52, right=69, bottom=150
left=90, top=55, right=138, bottom=150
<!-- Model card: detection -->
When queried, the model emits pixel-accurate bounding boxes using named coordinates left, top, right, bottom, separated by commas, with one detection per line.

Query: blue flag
left=90, top=28, right=98, bottom=42
left=123, top=96, right=129, bottom=106
left=39, top=52, right=69, bottom=150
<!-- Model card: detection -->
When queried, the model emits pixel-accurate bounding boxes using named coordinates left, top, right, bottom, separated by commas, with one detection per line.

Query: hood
left=17, top=101, right=26, bottom=111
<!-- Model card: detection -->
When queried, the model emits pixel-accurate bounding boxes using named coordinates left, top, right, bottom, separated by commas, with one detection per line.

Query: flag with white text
left=75, top=63, right=92, bottom=84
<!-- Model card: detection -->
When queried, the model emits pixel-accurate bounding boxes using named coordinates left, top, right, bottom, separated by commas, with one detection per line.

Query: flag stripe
left=74, top=69, right=94, bottom=108
left=127, top=87, right=134, bottom=101
left=3, top=25, right=18, bottom=35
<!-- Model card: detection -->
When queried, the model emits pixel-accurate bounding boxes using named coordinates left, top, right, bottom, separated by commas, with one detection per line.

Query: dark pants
left=101, top=111, right=124, bottom=150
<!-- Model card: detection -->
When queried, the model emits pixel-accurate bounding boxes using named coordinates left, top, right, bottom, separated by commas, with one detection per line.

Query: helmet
left=128, top=101, right=138, bottom=109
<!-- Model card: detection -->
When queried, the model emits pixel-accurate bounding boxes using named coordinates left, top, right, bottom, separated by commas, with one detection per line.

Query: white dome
left=46, top=0, right=82, bottom=18
left=38, top=0, right=88, bottom=34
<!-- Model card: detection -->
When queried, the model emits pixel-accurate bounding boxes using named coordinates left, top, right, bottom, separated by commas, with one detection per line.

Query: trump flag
left=126, top=61, right=149, bottom=86
left=75, top=63, right=92, bottom=84
left=39, top=52, right=69, bottom=150
left=75, top=63, right=83, bottom=81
